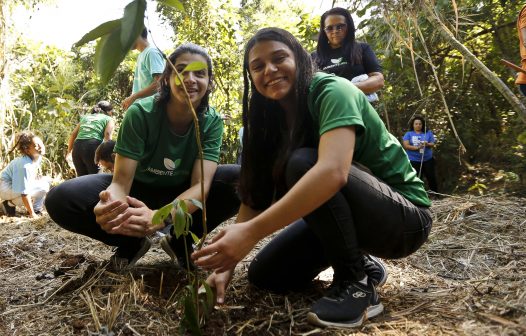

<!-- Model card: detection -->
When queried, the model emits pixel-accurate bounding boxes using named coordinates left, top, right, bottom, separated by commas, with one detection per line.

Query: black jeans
left=45, top=164, right=240, bottom=252
left=248, top=148, right=432, bottom=292
left=72, top=139, right=102, bottom=176
left=410, top=158, right=438, bottom=193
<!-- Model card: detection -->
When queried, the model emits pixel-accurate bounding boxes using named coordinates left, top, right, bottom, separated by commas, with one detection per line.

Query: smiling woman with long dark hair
left=193, top=28, right=432, bottom=329
left=46, top=43, right=240, bottom=271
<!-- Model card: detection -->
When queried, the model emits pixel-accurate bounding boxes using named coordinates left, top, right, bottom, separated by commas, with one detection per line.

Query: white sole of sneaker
left=306, top=302, right=384, bottom=328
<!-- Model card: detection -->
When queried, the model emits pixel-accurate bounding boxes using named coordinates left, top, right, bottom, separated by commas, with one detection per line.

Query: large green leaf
left=188, top=199, right=203, bottom=210
left=158, top=0, right=185, bottom=12
left=183, top=61, right=207, bottom=72
left=173, top=202, right=187, bottom=238
left=74, top=19, right=121, bottom=47
left=152, top=202, right=173, bottom=225
left=94, top=26, right=129, bottom=84
left=121, top=0, right=147, bottom=52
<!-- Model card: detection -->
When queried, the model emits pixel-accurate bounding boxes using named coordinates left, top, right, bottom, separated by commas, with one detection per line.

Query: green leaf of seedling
left=121, top=0, right=146, bottom=52
left=94, top=27, right=128, bottom=84
left=173, top=74, right=182, bottom=86
left=74, top=19, right=121, bottom=47
left=173, top=205, right=186, bottom=239
left=199, top=281, right=215, bottom=315
left=152, top=202, right=173, bottom=225
left=179, top=199, right=188, bottom=213
left=188, top=199, right=203, bottom=210
left=190, top=232, right=200, bottom=244
left=182, top=61, right=208, bottom=73
left=158, top=0, right=185, bottom=12
left=182, top=288, right=201, bottom=336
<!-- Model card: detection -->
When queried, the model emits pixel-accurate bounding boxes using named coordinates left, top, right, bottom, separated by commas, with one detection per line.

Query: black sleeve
left=361, top=43, right=382, bottom=74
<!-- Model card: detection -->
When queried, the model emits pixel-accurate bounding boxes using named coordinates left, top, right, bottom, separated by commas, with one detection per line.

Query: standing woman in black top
left=312, top=7, right=384, bottom=96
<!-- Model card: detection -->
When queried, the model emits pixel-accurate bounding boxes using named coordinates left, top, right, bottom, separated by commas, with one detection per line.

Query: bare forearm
left=21, top=195, right=35, bottom=216
left=353, top=73, right=384, bottom=94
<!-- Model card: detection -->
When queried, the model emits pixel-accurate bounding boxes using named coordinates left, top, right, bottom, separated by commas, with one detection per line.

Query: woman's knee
left=213, top=164, right=240, bottom=184
left=285, top=148, right=317, bottom=187
left=248, top=258, right=287, bottom=293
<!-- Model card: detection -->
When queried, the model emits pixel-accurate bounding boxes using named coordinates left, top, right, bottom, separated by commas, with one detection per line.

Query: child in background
left=0, top=131, right=50, bottom=217
left=94, top=140, right=116, bottom=173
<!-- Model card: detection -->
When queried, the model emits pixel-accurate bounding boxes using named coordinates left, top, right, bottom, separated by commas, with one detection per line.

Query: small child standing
left=0, top=131, right=50, bottom=217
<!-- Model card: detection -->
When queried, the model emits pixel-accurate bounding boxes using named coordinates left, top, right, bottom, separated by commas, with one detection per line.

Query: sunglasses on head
left=324, top=23, right=347, bottom=32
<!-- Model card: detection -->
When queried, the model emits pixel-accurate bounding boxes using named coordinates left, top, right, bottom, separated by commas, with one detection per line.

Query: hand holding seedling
left=192, top=221, right=258, bottom=273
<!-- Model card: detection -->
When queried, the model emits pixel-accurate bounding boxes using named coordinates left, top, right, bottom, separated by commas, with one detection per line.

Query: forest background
left=1, top=0, right=525, bottom=196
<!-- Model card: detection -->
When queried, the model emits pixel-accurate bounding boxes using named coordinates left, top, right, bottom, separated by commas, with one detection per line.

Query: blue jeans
left=248, top=148, right=432, bottom=292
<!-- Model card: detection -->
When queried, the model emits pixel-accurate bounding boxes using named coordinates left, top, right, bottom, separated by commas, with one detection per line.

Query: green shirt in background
left=114, top=96, right=224, bottom=187
left=308, top=72, right=431, bottom=207
left=76, top=113, right=112, bottom=141
left=132, top=46, right=166, bottom=94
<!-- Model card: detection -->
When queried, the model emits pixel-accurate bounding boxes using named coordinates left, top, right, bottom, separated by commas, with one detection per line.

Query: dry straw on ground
left=0, top=195, right=524, bottom=335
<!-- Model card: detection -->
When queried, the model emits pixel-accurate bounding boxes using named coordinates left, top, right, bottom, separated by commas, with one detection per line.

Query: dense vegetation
left=1, top=0, right=524, bottom=195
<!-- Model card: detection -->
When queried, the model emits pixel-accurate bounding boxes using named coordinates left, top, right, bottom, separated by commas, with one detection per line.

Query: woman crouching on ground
left=46, top=43, right=240, bottom=270
left=192, top=28, right=432, bottom=329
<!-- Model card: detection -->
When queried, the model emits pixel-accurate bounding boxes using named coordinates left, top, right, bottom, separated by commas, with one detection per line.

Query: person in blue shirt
left=0, top=131, right=50, bottom=217
left=402, top=115, right=438, bottom=193
left=121, top=28, right=166, bottom=111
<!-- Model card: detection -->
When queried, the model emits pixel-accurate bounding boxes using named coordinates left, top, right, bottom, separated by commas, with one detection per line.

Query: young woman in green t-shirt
left=67, top=101, right=114, bottom=176
left=46, top=43, right=240, bottom=271
left=192, top=28, right=432, bottom=329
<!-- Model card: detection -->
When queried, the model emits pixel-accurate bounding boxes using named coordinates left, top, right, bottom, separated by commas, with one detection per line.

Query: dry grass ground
left=0, top=195, right=524, bottom=335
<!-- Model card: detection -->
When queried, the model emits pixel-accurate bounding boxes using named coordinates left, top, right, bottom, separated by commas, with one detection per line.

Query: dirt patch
left=0, top=195, right=524, bottom=335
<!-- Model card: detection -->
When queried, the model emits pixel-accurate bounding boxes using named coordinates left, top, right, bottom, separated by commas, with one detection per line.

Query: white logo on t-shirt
left=164, top=158, right=181, bottom=171
left=331, top=57, right=343, bottom=64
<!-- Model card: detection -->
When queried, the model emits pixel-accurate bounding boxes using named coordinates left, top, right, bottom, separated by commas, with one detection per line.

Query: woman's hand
left=205, top=268, right=235, bottom=305
left=192, top=222, right=258, bottom=273
left=109, top=196, right=164, bottom=237
left=94, top=190, right=130, bottom=233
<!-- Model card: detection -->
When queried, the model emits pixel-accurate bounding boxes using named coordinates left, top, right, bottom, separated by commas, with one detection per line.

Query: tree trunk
left=0, top=0, right=8, bottom=159
left=423, top=2, right=526, bottom=124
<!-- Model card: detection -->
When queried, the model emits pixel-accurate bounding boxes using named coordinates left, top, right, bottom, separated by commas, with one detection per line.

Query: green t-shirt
left=114, top=96, right=224, bottom=187
left=308, top=72, right=431, bottom=207
left=132, top=46, right=166, bottom=94
left=76, top=113, right=112, bottom=141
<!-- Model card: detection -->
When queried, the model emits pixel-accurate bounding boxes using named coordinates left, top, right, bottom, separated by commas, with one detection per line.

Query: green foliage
left=158, top=0, right=185, bottom=11
left=74, top=0, right=152, bottom=84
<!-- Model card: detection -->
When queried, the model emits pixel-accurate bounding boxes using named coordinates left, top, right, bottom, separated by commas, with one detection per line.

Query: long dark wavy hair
left=156, top=43, right=213, bottom=116
left=315, top=7, right=362, bottom=67
left=239, top=27, right=317, bottom=209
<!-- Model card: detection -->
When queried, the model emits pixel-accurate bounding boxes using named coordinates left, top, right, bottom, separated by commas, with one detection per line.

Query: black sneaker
left=110, top=237, right=151, bottom=271
left=363, top=255, right=388, bottom=287
left=160, top=234, right=196, bottom=271
left=307, top=279, right=384, bottom=328
left=1, top=200, right=16, bottom=217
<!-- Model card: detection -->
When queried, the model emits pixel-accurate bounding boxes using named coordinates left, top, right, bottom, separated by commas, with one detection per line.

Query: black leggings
left=410, top=158, right=438, bottom=193
left=248, top=148, right=432, bottom=292
left=45, top=164, right=240, bottom=251
left=72, top=139, right=102, bottom=176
